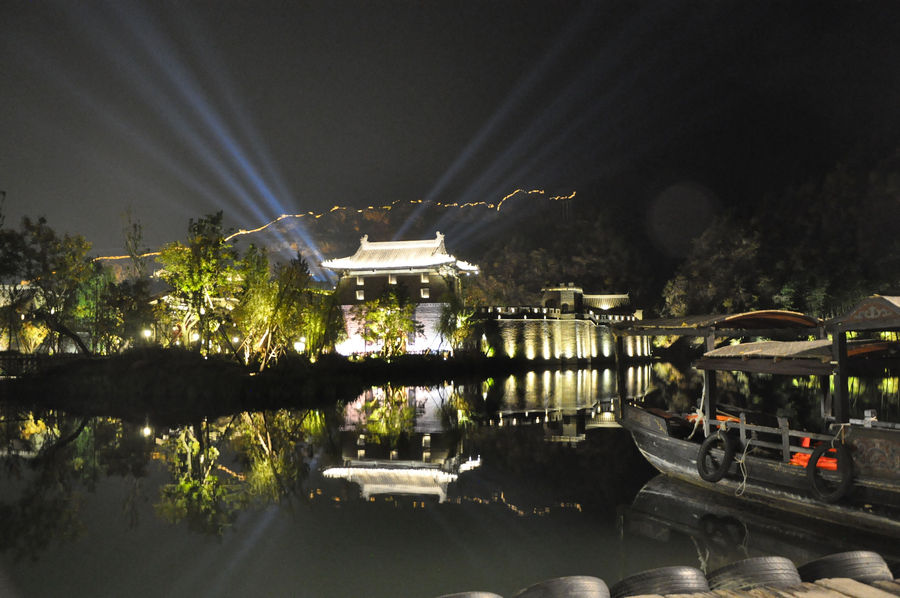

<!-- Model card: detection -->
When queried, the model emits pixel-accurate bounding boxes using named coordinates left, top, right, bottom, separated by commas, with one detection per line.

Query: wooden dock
left=633, top=578, right=900, bottom=598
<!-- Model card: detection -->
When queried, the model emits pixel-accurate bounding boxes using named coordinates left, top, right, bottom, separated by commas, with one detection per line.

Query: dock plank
left=774, top=582, right=856, bottom=598
left=815, top=579, right=899, bottom=598
left=869, top=582, right=900, bottom=597
left=747, top=587, right=804, bottom=598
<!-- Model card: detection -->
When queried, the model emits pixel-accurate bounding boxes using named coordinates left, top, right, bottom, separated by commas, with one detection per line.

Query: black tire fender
left=697, top=431, right=736, bottom=482
left=513, top=576, right=609, bottom=598
left=798, top=551, right=893, bottom=583
left=806, top=442, right=853, bottom=503
left=707, top=556, right=801, bottom=591
left=610, top=566, right=708, bottom=598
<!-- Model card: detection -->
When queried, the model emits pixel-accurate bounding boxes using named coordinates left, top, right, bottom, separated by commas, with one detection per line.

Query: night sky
left=3, top=1, right=900, bottom=255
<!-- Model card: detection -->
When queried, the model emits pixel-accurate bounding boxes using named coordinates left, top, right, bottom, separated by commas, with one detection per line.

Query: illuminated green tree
left=231, top=249, right=344, bottom=368
left=351, top=290, right=422, bottom=358
left=298, top=288, right=346, bottom=358
left=438, top=281, right=476, bottom=354
left=156, top=212, right=241, bottom=353
left=74, top=261, right=124, bottom=354
left=0, top=216, right=95, bottom=353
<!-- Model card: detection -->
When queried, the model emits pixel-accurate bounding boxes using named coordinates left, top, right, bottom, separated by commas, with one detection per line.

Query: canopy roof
left=321, top=232, right=478, bottom=274
left=828, top=295, right=900, bottom=332
left=615, top=309, right=822, bottom=338
left=694, top=338, right=899, bottom=376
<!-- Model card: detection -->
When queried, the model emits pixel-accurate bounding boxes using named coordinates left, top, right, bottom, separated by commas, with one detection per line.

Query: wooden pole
left=615, top=334, right=626, bottom=421
left=702, top=331, right=717, bottom=437
left=832, top=330, right=850, bottom=423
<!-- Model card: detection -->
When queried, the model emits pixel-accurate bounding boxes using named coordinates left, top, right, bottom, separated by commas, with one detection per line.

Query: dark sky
left=3, top=0, right=900, bottom=255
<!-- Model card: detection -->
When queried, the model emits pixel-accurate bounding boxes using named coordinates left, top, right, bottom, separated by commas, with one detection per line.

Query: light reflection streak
left=207, top=508, right=280, bottom=596
left=43, top=0, right=328, bottom=274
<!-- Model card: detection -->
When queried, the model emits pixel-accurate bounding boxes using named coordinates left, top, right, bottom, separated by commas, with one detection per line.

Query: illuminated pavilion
left=321, top=232, right=478, bottom=354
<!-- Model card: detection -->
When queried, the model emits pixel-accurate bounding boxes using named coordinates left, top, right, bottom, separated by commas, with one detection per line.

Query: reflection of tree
left=360, top=385, right=415, bottom=447
left=155, top=422, right=241, bottom=536
left=648, top=362, right=704, bottom=413
left=231, top=410, right=319, bottom=503
left=0, top=412, right=158, bottom=559
left=0, top=412, right=90, bottom=560
left=439, top=386, right=485, bottom=429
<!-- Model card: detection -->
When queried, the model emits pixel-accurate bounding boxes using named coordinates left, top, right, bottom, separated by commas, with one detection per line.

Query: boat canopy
left=694, top=339, right=834, bottom=376
left=695, top=338, right=899, bottom=376
left=827, top=295, right=900, bottom=332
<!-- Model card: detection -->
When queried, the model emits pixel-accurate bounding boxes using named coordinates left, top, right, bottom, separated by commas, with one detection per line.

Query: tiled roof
left=321, top=232, right=478, bottom=273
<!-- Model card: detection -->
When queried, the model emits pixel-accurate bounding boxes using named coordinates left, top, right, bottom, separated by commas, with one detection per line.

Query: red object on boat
left=789, top=449, right=838, bottom=470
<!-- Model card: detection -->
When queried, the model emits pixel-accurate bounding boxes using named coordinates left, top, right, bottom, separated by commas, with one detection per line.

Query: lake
left=1, top=365, right=897, bottom=598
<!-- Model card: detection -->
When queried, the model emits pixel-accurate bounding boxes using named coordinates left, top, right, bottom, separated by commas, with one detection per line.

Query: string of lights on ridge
left=97, top=188, right=576, bottom=262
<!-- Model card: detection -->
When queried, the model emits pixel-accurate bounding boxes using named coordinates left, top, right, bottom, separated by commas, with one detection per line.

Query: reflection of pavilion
left=323, top=434, right=482, bottom=503
left=322, top=459, right=469, bottom=503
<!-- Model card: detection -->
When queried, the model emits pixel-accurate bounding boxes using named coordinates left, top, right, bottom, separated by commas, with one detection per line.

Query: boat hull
left=621, top=404, right=900, bottom=536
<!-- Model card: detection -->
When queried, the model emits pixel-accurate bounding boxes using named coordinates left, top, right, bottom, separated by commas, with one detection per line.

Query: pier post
left=831, top=330, right=850, bottom=423
left=702, top=332, right=717, bottom=437
left=615, top=334, right=627, bottom=421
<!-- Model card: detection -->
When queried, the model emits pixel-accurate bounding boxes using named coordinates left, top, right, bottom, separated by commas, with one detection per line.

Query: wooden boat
left=615, top=297, right=900, bottom=535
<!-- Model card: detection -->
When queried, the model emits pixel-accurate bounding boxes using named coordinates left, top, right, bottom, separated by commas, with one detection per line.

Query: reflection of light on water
left=458, top=457, right=482, bottom=473
left=322, top=466, right=458, bottom=503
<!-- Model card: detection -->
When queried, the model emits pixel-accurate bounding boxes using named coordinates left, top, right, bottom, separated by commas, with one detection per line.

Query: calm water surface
left=1, top=365, right=897, bottom=598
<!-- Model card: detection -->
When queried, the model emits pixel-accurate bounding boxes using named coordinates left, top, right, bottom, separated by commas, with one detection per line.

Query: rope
left=832, top=422, right=850, bottom=445
left=689, top=536, right=710, bottom=574
left=734, top=438, right=754, bottom=496
left=687, top=393, right=705, bottom=440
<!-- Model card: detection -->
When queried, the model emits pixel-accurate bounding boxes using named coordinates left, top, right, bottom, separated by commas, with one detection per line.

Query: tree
left=351, top=290, right=422, bottom=358
left=0, top=216, right=95, bottom=354
left=231, top=249, right=343, bottom=368
left=438, top=278, right=476, bottom=354
left=296, top=287, right=346, bottom=359
left=156, top=212, right=241, bottom=353
left=74, top=261, right=122, bottom=354
left=661, top=215, right=772, bottom=317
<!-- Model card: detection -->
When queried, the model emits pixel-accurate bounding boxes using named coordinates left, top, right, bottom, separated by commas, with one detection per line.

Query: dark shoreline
left=0, top=348, right=635, bottom=426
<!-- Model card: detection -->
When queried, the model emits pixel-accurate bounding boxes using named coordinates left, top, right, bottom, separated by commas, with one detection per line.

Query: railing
left=713, top=413, right=837, bottom=463
left=477, top=305, right=639, bottom=324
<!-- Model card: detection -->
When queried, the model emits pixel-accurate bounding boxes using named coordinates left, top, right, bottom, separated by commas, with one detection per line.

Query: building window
left=420, top=273, right=429, bottom=284
left=356, top=290, right=365, bottom=301
left=420, top=287, right=430, bottom=299
left=388, top=274, right=397, bottom=285
left=356, top=276, right=364, bottom=286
